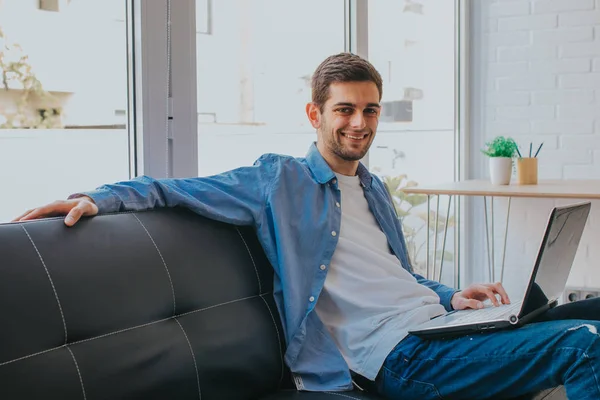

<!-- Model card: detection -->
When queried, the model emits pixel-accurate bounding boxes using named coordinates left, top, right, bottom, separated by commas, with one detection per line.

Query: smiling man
left=14, top=53, right=600, bottom=400
left=307, top=74, right=380, bottom=173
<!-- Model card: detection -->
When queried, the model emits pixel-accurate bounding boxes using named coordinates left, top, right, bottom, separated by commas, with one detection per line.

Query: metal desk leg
left=426, top=195, right=431, bottom=280
left=500, top=197, right=512, bottom=284
left=491, top=197, right=495, bottom=282
left=484, top=197, right=493, bottom=282
left=437, top=195, right=453, bottom=283
left=484, top=196, right=512, bottom=284
left=454, top=194, right=460, bottom=289
left=433, top=196, right=440, bottom=280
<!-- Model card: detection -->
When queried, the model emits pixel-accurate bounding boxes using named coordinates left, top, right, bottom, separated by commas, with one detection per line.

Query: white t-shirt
left=314, top=173, right=446, bottom=380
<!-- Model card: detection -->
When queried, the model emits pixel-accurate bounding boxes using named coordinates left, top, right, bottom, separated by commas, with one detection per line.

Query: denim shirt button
left=320, top=264, right=327, bottom=270
left=331, top=179, right=337, bottom=185
left=309, top=296, right=315, bottom=302
left=331, top=231, right=337, bottom=237
left=335, top=202, right=340, bottom=208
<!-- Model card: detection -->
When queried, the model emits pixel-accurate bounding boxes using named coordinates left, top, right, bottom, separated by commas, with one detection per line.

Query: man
left=14, top=53, right=600, bottom=399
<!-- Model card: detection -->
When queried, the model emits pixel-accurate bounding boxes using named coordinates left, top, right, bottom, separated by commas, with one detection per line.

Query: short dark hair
left=311, top=53, right=383, bottom=111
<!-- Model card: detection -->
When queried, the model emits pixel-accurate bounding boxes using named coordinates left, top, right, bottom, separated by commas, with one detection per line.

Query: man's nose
left=350, top=111, right=366, bottom=129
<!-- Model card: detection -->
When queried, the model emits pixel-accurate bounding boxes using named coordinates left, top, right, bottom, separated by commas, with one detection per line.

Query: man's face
left=313, top=81, right=381, bottom=163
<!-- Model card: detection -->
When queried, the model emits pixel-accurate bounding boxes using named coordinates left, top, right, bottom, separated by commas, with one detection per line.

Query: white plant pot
left=489, top=157, right=512, bottom=185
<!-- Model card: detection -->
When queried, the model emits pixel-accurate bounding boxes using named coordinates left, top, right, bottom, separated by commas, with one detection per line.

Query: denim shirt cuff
left=68, top=188, right=119, bottom=214
left=439, top=288, right=459, bottom=312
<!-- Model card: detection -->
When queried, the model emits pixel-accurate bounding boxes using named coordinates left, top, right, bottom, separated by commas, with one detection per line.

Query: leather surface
left=0, top=209, right=285, bottom=399
left=0, top=208, right=566, bottom=399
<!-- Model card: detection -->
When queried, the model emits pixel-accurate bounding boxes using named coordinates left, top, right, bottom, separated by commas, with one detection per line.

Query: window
left=196, top=0, right=212, bottom=35
left=195, top=0, right=346, bottom=176
left=190, top=0, right=463, bottom=283
left=0, top=0, right=132, bottom=222
left=367, top=0, right=459, bottom=283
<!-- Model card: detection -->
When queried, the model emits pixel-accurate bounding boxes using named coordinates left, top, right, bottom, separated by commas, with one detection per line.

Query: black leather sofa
left=0, top=208, right=566, bottom=399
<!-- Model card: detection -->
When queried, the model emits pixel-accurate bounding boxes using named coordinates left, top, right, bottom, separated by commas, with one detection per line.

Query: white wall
left=470, top=0, right=600, bottom=298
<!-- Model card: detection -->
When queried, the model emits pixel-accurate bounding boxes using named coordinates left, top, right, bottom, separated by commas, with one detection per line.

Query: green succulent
left=481, top=136, right=518, bottom=158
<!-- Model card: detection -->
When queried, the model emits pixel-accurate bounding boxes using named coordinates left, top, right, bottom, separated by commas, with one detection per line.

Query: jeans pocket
left=378, top=366, right=443, bottom=400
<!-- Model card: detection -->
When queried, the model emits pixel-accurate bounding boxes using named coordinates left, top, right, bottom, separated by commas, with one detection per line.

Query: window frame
left=147, top=0, right=467, bottom=286
left=134, top=0, right=198, bottom=179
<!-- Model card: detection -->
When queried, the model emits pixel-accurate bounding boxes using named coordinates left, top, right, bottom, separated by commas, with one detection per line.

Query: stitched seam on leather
left=21, top=225, right=68, bottom=344
left=0, top=294, right=266, bottom=368
left=66, top=347, right=87, bottom=400
left=235, top=227, right=262, bottom=294
left=259, top=294, right=284, bottom=386
left=133, top=214, right=177, bottom=315
left=175, top=318, right=202, bottom=400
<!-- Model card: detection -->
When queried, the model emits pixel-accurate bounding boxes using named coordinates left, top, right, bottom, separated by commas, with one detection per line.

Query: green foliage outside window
left=383, top=174, right=455, bottom=277
left=0, top=26, right=62, bottom=129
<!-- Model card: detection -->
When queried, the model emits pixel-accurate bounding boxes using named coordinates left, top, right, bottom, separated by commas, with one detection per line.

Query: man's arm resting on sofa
left=12, top=195, right=99, bottom=226
left=13, top=154, right=277, bottom=227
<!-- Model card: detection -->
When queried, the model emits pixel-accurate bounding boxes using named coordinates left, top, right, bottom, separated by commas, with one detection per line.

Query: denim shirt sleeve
left=70, top=154, right=276, bottom=226
left=412, top=273, right=458, bottom=311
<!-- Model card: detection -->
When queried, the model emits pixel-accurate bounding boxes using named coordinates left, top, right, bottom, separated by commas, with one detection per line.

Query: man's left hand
left=450, top=282, right=511, bottom=310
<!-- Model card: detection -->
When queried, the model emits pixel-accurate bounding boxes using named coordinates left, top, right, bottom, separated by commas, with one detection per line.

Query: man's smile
left=340, top=131, right=369, bottom=141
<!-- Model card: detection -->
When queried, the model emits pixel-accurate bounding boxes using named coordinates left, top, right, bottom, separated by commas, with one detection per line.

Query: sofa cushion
left=0, top=209, right=287, bottom=399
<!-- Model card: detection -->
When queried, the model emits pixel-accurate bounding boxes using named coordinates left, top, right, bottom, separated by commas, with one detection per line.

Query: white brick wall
left=559, top=10, right=600, bottom=26
left=498, top=14, right=558, bottom=31
left=489, top=1, right=530, bottom=17
left=474, top=0, right=600, bottom=293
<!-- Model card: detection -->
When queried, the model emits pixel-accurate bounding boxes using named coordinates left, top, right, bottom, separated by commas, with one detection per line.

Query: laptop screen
left=524, top=202, right=590, bottom=310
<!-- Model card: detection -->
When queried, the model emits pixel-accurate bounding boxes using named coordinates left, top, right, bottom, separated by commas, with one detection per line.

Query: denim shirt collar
left=305, top=142, right=373, bottom=189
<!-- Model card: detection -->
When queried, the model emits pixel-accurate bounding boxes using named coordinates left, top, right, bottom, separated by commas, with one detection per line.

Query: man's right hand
left=12, top=196, right=99, bottom=227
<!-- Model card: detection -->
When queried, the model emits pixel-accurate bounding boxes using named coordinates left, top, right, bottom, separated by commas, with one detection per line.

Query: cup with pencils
left=516, top=142, right=543, bottom=185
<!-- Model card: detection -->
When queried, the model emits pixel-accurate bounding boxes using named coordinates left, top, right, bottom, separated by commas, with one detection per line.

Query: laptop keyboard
left=449, top=300, right=523, bottom=324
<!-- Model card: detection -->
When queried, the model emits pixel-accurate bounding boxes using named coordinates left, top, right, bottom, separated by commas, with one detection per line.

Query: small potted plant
left=481, top=136, right=518, bottom=185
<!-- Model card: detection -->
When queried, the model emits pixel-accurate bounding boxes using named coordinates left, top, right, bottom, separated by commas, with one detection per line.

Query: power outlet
left=562, top=287, right=600, bottom=304
left=563, top=289, right=580, bottom=303
left=581, top=291, right=599, bottom=300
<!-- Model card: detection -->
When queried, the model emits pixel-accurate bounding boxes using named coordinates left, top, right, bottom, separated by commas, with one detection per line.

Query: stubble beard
left=326, top=128, right=372, bottom=162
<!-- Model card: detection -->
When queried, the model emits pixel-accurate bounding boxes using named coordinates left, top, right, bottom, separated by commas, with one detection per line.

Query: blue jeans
left=376, top=298, right=600, bottom=399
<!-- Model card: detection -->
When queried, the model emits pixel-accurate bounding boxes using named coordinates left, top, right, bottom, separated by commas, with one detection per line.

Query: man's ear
left=306, top=102, right=321, bottom=129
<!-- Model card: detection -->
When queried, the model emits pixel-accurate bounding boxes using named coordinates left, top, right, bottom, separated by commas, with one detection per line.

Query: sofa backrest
left=0, top=208, right=287, bottom=399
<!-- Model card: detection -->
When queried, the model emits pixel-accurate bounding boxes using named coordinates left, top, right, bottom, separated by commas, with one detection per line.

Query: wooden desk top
left=400, top=179, right=600, bottom=199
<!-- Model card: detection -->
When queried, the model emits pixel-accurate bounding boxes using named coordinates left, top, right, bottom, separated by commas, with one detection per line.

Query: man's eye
left=337, top=108, right=352, bottom=114
left=365, top=108, right=378, bottom=114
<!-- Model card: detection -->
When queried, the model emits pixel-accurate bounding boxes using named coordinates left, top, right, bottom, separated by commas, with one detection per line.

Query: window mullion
left=133, top=0, right=197, bottom=179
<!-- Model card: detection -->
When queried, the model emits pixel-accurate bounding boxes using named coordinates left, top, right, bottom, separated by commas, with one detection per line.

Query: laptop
left=409, top=201, right=591, bottom=339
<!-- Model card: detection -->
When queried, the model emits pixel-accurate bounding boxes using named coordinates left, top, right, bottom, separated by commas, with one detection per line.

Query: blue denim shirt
left=79, top=143, right=457, bottom=392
